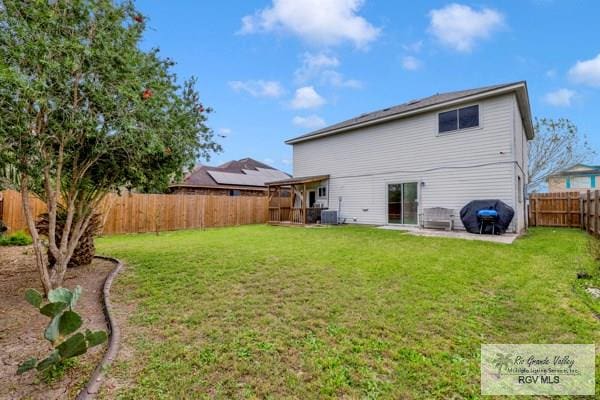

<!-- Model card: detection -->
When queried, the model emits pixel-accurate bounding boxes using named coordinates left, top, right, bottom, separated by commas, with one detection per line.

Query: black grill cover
left=460, top=200, right=514, bottom=234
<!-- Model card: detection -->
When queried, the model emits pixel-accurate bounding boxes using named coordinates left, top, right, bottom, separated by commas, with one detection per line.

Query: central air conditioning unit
left=321, top=210, right=338, bottom=225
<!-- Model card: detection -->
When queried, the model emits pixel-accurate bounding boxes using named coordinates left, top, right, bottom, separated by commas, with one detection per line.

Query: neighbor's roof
left=547, top=163, right=600, bottom=178
left=170, top=158, right=290, bottom=189
left=285, top=81, right=534, bottom=144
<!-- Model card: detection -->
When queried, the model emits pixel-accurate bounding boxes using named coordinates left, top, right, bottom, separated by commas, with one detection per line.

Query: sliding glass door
left=387, top=182, right=418, bottom=225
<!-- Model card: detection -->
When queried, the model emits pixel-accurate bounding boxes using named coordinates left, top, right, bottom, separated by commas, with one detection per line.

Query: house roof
left=170, top=158, right=290, bottom=190
left=285, top=81, right=534, bottom=144
left=547, top=163, right=600, bottom=178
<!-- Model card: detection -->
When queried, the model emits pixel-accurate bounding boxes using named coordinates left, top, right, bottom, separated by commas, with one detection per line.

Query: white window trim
left=571, top=176, right=591, bottom=189
left=318, top=186, right=327, bottom=198
left=384, top=180, right=421, bottom=226
left=436, top=103, right=482, bottom=136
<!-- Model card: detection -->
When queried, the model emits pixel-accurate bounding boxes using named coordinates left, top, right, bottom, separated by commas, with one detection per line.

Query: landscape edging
left=75, top=255, right=124, bottom=400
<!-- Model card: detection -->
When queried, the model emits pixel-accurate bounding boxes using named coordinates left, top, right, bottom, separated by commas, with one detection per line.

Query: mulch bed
left=0, top=246, right=114, bottom=400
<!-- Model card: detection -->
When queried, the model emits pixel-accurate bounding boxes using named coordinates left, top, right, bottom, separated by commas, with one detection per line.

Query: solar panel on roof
left=206, top=168, right=289, bottom=187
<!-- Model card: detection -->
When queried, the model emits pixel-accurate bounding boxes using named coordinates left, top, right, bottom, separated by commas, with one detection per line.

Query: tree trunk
left=20, top=179, right=52, bottom=295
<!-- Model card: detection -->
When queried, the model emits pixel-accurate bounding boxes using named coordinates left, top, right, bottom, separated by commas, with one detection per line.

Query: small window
left=459, top=105, right=479, bottom=129
left=438, top=105, right=479, bottom=133
left=438, top=110, right=457, bottom=133
left=318, top=187, right=327, bottom=197
left=229, top=189, right=241, bottom=196
left=571, top=176, right=590, bottom=189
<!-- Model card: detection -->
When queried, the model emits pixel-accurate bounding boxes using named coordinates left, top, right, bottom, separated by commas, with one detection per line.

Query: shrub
left=0, top=230, right=32, bottom=246
left=16, top=286, right=107, bottom=375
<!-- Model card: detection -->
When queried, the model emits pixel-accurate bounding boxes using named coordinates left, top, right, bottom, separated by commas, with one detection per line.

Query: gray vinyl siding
left=292, top=94, right=527, bottom=232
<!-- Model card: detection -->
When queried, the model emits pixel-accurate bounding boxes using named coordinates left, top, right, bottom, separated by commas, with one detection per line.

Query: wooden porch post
left=290, top=185, right=295, bottom=222
left=302, top=183, right=307, bottom=224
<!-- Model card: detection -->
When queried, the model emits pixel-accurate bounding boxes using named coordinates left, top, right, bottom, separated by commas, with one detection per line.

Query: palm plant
left=36, top=209, right=102, bottom=268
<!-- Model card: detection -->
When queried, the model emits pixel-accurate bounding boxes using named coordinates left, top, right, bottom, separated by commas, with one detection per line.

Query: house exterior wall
left=292, top=93, right=529, bottom=232
left=513, top=96, right=528, bottom=231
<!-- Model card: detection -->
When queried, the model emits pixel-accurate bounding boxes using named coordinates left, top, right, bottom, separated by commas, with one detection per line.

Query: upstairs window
left=229, top=189, right=241, bottom=196
left=438, top=105, right=479, bottom=134
left=318, top=187, right=327, bottom=197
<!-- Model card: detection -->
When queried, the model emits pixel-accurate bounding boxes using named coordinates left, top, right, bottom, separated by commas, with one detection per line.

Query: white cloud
left=428, top=4, right=504, bottom=52
left=545, top=69, right=557, bottom=78
left=219, top=128, right=232, bottom=136
left=543, top=89, right=576, bottom=107
left=402, top=40, right=423, bottom=53
left=322, top=70, right=363, bottom=88
left=291, top=86, right=326, bottom=109
left=228, top=80, right=284, bottom=97
left=295, top=52, right=362, bottom=88
left=292, top=114, right=327, bottom=129
left=281, top=159, right=292, bottom=165
left=263, top=158, right=275, bottom=164
left=295, top=52, right=340, bottom=82
left=568, top=53, right=600, bottom=87
left=401, top=55, right=422, bottom=71
left=239, top=0, right=380, bottom=48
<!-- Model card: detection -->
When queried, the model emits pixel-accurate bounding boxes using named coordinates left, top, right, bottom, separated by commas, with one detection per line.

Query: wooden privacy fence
left=529, top=190, right=600, bottom=236
left=0, top=190, right=268, bottom=235
left=581, top=190, right=600, bottom=237
left=529, top=192, right=582, bottom=228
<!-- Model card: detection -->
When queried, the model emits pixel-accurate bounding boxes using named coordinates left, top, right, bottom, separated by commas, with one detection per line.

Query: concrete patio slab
left=377, top=225, right=519, bottom=244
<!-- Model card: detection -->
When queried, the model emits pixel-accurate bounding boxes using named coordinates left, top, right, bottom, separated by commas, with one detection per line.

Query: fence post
left=594, top=190, right=600, bottom=236
left=580, top=195, right=584, bottom=230
left=566, top=194, right=571, bottom=227
left=586, top=190, right=591, bottom=234
left=535, top=195, right=541, bottom=227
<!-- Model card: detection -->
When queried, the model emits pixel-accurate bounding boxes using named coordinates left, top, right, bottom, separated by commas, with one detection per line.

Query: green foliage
left=40, top=358, right=77, bottom=384
left=24, top=288, right=43, bottom=308
left=0, top=0, right=222, bottom=290
left=16, top=286, right=107, bottom=375
left=0, top=0, right=221, bottom=195
left=0, top=230, right=32, bottom=246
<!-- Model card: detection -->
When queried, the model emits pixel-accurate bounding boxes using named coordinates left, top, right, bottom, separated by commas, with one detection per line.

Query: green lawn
left=97, top=226, right=599, bottom=399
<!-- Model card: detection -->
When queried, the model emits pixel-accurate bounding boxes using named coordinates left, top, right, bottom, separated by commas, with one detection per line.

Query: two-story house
left=268, top=82, right=534, bottom=233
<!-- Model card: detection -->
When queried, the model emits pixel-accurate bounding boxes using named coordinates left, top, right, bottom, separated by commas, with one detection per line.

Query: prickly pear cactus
left=17, top=286, right=107, bottom=375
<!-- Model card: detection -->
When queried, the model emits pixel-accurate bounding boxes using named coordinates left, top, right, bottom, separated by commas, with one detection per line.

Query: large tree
left=0, top=0, right=221, bottom=293
left=528, top=117, right=596, bottom=192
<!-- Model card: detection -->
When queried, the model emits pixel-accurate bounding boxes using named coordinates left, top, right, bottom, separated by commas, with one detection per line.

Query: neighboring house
left=547, top=164, right=600, bottom=193
left=269, top=82, right=533, bottom=233
left=169, top=158, right=289, bottom=196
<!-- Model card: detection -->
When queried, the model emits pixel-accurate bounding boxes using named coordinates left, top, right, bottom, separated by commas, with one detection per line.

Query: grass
left=97, top=226, right=599, bottom=399
left=0, top=230, right=32, bottom=246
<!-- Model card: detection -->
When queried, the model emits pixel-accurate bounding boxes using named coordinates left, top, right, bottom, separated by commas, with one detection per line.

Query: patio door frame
left=386, top=181, right=421, bottom=226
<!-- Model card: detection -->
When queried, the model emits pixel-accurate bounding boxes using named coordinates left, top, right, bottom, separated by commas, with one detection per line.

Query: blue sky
left=137, top=0, right=600, bottom=172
